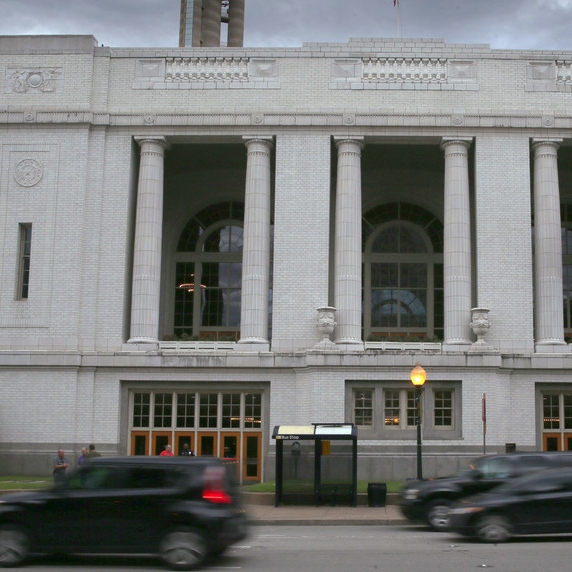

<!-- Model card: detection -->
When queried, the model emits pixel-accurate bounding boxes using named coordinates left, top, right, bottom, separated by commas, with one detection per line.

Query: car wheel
left=475, top=515, right=512, bottom=543
left=0, top=526, right=29, bottom=568
left=426, top=500, right=453, bottom=531
left=160, top=527, right=208, bottom=571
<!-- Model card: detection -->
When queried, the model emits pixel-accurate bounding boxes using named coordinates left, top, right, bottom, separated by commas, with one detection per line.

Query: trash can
left=367, top=482, right=387, bottom=507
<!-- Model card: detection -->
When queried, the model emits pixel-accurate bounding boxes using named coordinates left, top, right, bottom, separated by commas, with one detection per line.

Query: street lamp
left=410, top=363, right=427, bottom=480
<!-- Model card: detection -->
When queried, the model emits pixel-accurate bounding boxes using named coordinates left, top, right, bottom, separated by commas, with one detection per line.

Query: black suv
left=0, top=456, right=247, bottom=570
left=399, top=451, right=572, bottom=531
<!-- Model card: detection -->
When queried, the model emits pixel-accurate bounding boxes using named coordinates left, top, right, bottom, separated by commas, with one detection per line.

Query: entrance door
left=543, top=433, right=561, bottom=451
left=176, top=432, right=195, bottom=456
left=151, top=431, right=172, bottom=455
left=221, top=432, right=240, bottom=481
left=197, top=432, right=218, bottom=456
left=243, top=433, right=261, bottom=481
left=131, top=431, right=149, bottom=455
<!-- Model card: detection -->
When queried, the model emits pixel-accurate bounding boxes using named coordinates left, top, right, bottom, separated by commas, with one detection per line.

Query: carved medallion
left=14, top=158, right=43, bottom=187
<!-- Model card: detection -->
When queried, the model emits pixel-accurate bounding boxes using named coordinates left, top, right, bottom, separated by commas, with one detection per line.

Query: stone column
left=238, top=137, right=273, bottom=347
left=532, top=138, right=567, bottom=350
left=334, top=137, right=364, bottom=348
left=128, top=137, right=168, bottom=344
left=201, top=0, right=222, bottom=47
left=441, top=138, right=473, bottom=349
left=227, top=0, right=245, bottom=47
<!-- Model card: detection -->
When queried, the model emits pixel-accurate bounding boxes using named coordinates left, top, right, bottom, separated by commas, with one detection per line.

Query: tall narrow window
left=363, top=203, right=444, bottom=340
left=18, top=224, right=32, bottom=300
left=354, top=390, right=373, bottom=426
left=434, top=390, right=453, bottom=427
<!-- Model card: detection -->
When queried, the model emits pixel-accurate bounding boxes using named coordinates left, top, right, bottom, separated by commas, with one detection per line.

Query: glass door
left=197, top=432, right=218, bottom=456
left=243, top=433, right=261, bottom=481
left=131, top=431, right=149, bottom=455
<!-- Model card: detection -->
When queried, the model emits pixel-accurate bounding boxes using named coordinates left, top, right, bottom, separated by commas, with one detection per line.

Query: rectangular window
left=384, top=390, right=400, bottom=426
left=348, top=381, right=460, bottom=439
left=544, top=394, right=560, bottom=429
left=154, top=393, right=173, bottom=428
left=244, top=393, right=262, bottom=428
left=199, top=393, right=218, bottom=428
left=565, top=395, right=572, bottom=430
left=133, top=393, right=150, bottom=428
left=176, top=393, right=195, bottom=428
left=18, top=224, right=32, bottom=300
left=354, top=390, right=373, bottom=426
left=222, top=393, right=241, bottom=428
left=434, top=390, right=453, bottom=427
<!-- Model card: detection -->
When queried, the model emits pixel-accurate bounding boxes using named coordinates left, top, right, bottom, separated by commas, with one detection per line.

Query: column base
left=236, top=339, right=270, bottom=352
left=535, top=340, right=571, bottom=353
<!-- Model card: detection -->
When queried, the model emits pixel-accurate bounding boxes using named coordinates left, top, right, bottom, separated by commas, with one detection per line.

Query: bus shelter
left=272, top=423, right=358, bottom=507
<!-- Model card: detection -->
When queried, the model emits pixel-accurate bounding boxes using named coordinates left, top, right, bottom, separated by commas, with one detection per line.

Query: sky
left=0, top=0, right=571, bottom=51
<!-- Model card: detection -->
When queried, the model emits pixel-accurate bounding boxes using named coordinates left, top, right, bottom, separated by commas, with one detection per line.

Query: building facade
left=1, top=34, right=572, bottom=481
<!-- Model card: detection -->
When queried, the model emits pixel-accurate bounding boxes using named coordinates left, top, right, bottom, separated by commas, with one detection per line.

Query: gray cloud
left=0, top=0, right=570, bottom=51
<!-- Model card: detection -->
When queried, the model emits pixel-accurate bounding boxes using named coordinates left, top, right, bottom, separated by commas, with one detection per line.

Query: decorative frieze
left=362, top=57, right=448, bottom=83
left=133, top=57, right=279, bottom=89
left=527, top=60, right=572, bottom=92
left=5, top=67, right=63, bottom=94
left=331, top=58, right=477, bottom=90
left=165, top=57, right=249, bottom=82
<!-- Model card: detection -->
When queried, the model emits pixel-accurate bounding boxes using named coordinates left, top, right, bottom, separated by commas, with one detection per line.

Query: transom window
left=363, top=203, right=443, bottom=340
left=132, top=391, right=262, bottom=430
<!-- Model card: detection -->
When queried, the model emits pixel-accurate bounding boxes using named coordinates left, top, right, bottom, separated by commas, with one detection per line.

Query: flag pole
left=395, top=0, right=402, bottom=39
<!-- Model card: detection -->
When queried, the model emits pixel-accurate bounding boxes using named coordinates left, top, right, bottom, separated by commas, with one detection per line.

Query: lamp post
left=410, top=363, right=427, bottom=480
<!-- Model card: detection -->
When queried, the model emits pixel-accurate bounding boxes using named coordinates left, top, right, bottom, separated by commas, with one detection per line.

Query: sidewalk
left=244, top=501, right=408, bottom=526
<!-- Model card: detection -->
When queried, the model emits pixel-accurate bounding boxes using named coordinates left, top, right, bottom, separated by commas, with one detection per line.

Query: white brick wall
left=2, top=36, right=572, bottom=479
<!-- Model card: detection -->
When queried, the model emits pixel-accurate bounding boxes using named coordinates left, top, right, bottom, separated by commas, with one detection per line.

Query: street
left=16, top=525, right=572, bottom=572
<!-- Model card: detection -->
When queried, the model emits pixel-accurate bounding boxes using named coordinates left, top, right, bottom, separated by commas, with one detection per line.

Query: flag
left=394, top=0, right=398, bottom=6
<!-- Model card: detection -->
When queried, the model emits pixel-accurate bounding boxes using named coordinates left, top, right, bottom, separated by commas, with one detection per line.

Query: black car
left=448, top=467, right=572, bottom=542
left=0, top=456, right=247, bottom=570
left=399, top=451, right=572, bottom=531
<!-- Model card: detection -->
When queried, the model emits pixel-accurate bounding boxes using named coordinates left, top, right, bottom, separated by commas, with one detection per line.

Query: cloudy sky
left=0, top=0, right=571, bottom=51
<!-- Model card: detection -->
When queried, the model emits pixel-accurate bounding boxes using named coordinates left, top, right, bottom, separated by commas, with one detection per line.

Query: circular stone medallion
left=14, top=158, right=43, bottom=187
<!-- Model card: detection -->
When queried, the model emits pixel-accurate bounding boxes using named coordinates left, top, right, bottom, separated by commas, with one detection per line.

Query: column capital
left=334, top=136, right=365, bottom=150
left=440, top=137, right=473, bottom=151
left=531, top=138, right=563, bottom=152
left=242, top=136, right=274, bottom=150
left=134, top=136, right=170, bottom=150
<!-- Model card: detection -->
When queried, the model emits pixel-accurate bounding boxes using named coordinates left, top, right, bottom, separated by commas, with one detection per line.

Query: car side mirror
left=471, top=469, right=484, bottom=480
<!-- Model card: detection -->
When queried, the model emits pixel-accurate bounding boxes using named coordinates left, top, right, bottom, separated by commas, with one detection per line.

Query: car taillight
left=203, top=466, right=232, bottom=504
left=203, top=489, right=232, bottom=504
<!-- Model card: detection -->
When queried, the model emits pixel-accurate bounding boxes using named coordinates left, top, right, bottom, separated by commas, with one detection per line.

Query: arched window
left=363, top=203, right=443, bottom=340
left=174, top=202, right=244, bottom=340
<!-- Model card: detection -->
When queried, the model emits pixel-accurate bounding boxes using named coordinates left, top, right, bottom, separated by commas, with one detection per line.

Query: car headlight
left=404, top=489, right=420, bottom=500
left=450, top=506, right=485, bottom=515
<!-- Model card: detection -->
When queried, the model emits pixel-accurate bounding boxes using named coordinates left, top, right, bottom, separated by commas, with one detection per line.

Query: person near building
left=160, top=444, right=174, bottom=456
left=179, top=443, right=195, bottom=456
left=53, top=449, right=69, bottom=482
left=85, top=443, right=101, bottom=458
left=77, top=446, right=88, bottom=466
